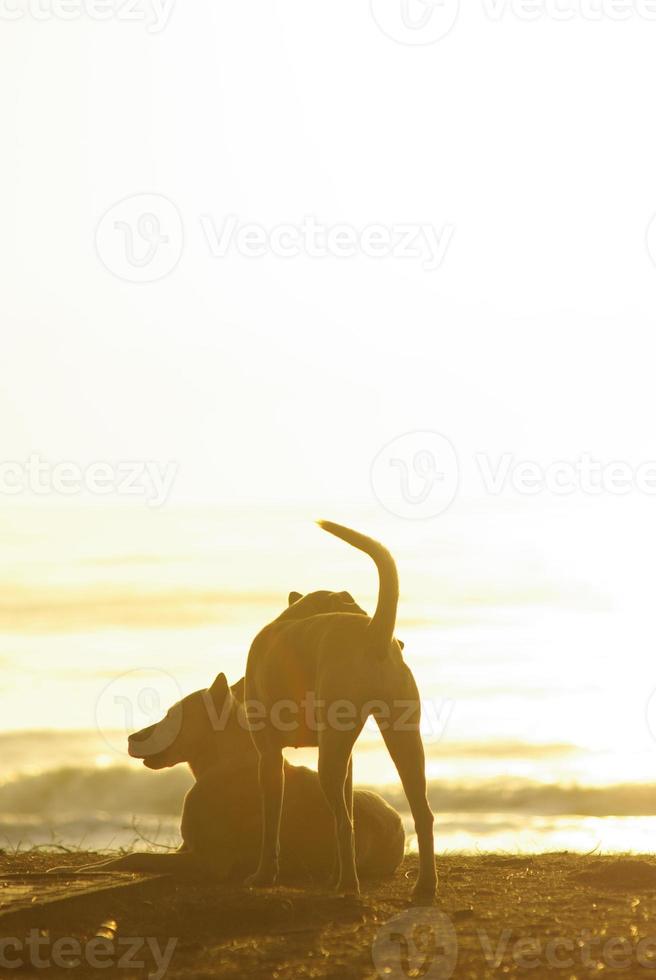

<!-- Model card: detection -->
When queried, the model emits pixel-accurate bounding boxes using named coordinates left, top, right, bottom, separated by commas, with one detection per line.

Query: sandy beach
left=3, top=851, right=656, bottom=978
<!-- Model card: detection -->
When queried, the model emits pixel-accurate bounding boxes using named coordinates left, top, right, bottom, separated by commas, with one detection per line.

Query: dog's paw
left=338, top=887, right=361, bottom=901
left=245, top=868, right=278, bottom=888
left=411, top=876, right=437, bottom=904
left=333, top=876, right=360, bottom=899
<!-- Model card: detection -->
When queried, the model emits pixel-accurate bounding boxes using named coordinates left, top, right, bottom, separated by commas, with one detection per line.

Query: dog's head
left=127, top=672, right=234, bottom=770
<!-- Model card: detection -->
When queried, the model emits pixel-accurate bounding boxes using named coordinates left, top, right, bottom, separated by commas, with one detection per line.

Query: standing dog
left=245, top=522, right=436, bottom=899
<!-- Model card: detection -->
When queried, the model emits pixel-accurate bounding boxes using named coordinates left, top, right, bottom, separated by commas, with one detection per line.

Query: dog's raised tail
left=317, top=521, right=399, bottom=653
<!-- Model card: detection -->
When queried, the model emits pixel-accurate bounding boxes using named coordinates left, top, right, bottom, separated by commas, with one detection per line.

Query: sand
left=2, top=851, right=656, bottom=978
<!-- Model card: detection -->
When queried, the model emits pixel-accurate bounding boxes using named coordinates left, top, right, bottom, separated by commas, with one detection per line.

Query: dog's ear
left=398, top=639, right=404, bottom=650
left=209, top=672, right=229, bottom=706
left=288, top=591, right=303, bottom=605
left=337, top=591, right=355, bottom=603
left=231, top=677, right=245, bottom=702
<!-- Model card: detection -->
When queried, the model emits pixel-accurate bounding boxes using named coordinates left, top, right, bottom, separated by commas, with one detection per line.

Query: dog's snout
left=128, top=724, right=157, bottom=756
left=130, top=724, right=157, bottom=743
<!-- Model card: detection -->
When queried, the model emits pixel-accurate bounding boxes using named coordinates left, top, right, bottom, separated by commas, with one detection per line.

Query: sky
left=2, top=2, right=656, bottom=508
left=5, top=5, right=656, bottom=855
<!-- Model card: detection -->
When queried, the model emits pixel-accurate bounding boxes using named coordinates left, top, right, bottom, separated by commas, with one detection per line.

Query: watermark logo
left=95, top=201, right=454, bottom=280
left=371, top=432, right=459, bottom=520
left=0, top=932, right=177, bottom=979
left=201, top=215, right=454, bottom=270
left=361, top=697, right=454, bottom=742
left=0, top=456, right=177, bottom=507
left=373, top=909, right=458, bottom=980
left=0, top=0, right=175, bottom=30
left=241, top=695, right=454, bottom=740
left=372, top=436, right=656, bottom=520
left=373, top=913, right=656, bottom=977
left=482, top=0, right=656, bottom=21
left=370, top=0, right=460, bottom=44
left=477, top=927, right=656, bottom=971
left=477, top=453, right=656, bottom=496
left=96, top=193, right=183, bottom=283
left=370, top=0, right=656, bottom=40
left=95, top=668, right=182, bottom=757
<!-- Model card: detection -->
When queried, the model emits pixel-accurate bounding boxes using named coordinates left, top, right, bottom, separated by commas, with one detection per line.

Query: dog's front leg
left=246, top=747, right=284, bottom=887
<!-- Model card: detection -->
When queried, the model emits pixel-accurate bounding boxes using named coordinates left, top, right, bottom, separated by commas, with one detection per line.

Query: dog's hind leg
left=378, top=718, right=436, bottom=900
left=246, top=746, right=285, bottom=887
left=344, top=753, right=354, bottom=832
left=345, top=755, right=353, bottom=821
left=318, top=729, right=362, bottom=897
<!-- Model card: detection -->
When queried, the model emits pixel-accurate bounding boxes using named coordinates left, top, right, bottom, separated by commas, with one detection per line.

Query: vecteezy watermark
left=372, top=911, right=656, bottom=978
left=242, top=695, right=453, bottom=739
left=200, top=214, right=455, bottom=272
left=0, top=455, right=178, bottom=507
left=476, top=928, right=656, bottom=971
left=95, top=668, right=183, bottom=757
left=214, top=691, right=452, bottom=739
left=0, top=932, right=177, bottom=979
left=95, top=199, right=455, bottom=282
left=481, top=0, right=656, bottom=21
left=372, top=433, right=656, bottom=520
left=476, top=453, right=656, bottom=496
left=0, top=0, right=175, bottom=31
left=370, top=0, right=656, bottom=44
left=107, top=680, right=453, bottom=759
left=371, top=432, right=460, bottom=520
left=96, top=193, right=184, bottom=283
left=370, top=0, right=460, bottom=45
left=373, top=909, right=459, bottom=980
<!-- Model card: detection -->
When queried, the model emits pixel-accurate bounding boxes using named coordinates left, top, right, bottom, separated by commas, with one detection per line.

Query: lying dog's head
left=128, top=672, right=234, bottom=770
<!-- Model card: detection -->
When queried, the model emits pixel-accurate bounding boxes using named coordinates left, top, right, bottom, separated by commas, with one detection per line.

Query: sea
left=2, top=497, right=656, bottom=856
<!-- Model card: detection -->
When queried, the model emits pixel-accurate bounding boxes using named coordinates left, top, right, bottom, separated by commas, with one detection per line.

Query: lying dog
left=245, top=522, right=436, bottom=899
left=61, top=646, right=404, bottom=880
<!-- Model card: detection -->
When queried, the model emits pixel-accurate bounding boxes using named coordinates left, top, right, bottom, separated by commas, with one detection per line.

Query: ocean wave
left=0, top=766, right=192, bottom=817
left=2, top=766, right=656, bottom=819
left=0, top=814, right=182, bottom=852
left=406, top=781, right=656, bottom=818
